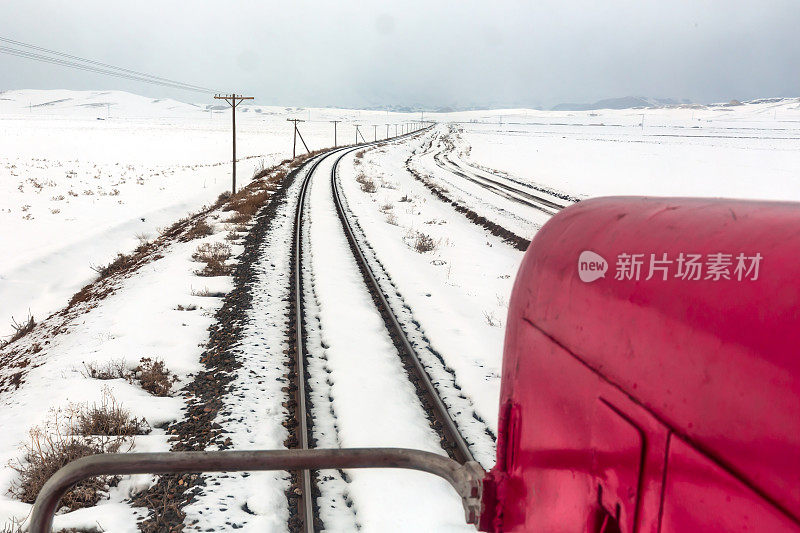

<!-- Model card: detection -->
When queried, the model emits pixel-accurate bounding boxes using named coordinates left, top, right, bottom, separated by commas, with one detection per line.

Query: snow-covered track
left=329, top=148, right=475, bottom=466
left=433, top=150, right=566, bottom=216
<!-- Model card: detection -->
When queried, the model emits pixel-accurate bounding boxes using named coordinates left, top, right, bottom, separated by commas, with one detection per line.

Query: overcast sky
left=1, top=0, right=798, bottom=109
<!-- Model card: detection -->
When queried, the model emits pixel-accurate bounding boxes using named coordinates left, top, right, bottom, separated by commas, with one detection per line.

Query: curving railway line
left=287, top=130, right=479, bottom=531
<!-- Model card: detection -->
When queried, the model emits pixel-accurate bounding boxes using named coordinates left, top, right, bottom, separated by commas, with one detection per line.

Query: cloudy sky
left=1, top=0, right=798, bottom=109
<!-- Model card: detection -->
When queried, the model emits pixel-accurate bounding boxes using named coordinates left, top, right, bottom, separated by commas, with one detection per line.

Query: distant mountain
left=551, top=96, right=694, bottom=111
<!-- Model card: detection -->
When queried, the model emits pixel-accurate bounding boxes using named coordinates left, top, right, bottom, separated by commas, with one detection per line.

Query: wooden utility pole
left=214, top=93, right=254, bottom=195
left=287, top=118, right=310, bottom=159
left=331, top=120, right=341, bottom=147
left=373, top=124, right=377, bottom=141
left=386, top=124, right=390, bottom=139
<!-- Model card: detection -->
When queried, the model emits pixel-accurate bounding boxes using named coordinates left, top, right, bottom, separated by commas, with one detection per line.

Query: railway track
left=433, top=150, right=567, bottom=216
left=288, top=128, right=476, bottom=531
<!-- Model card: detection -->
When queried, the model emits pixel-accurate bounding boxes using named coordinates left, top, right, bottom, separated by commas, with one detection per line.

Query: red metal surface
left=481, top=197, right=800, bottom=532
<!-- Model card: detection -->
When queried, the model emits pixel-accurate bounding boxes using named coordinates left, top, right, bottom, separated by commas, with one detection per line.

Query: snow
left=446, top=99, right=800, bottom=201
left=0, top=89, right=428, bottom=339
left=302, top=152, right=471, bottom=531
left=2, top=89, right=800, bottom=531
left=0, top=227, right=231, bottom=530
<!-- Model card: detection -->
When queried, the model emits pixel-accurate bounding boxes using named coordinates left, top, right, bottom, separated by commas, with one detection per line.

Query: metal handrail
left=29, top=447, right=484, bottom=532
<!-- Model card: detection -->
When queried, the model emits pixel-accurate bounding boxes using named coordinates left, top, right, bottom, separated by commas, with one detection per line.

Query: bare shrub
left=71, top=393, right=149, bottom=438
left=379, top=202, right=393, bottom=212
left=185, top=218, right=214, bottom=240
left=224, top=211, right=251, bottom=225
left=414, top=232, right=437, bottom=253
left=355, top=173, right=376, bottom=193
left=191, top=287, right=226, bottom=297
left=223, top=189, right=270, bottom=218
left=91, top=253, right=136, bottom=279
left=192, top=242, right=232, bottom=276
left=9, top=409, right=128, bottom=512
left=216, top=191, right=231, bottom=204
left=135, top=232, right=151, bottom=246
left=385, top=213, right=399, bottom=226
left=175, top=304, right=198, bottom=311
left=133, top=358, right=177, bottom=397
left=80, top=359, right=127, bottom=380
left=7, top=313, right=35, bottom=344
left=399, top=194, right=412, bottom=202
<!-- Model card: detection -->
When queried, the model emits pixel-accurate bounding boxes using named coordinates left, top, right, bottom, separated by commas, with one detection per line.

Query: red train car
left=480, top=197, right=800, bottom=532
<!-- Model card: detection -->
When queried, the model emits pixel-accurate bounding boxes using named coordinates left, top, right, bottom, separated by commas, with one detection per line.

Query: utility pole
left=287, top=118, right=310, bottom=159
left=214, top=93, right=254, bottom=195
left=331, top=120, right=340, bottom=147
left=373, top=124, right=378, bottom=141
left=354, top=124, right=366, bottom=144
left=386, top=124, right=390, bottom=139
left=395, top=124, right=398, bottom=137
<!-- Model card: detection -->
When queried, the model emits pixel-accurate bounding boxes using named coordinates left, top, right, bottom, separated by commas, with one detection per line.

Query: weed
left=7, top=313, right=35, bottom=344
left=80, top=359, right=127, bottom=380
left=9, top=408, right=128, bottom=512
left=71, top=392, right=149, bottom=438
left=135, top=232, right=151, bottom=246
left=192, top=242, right=232, bottom=276
left=185, top=218, right=214, bottom=240
left=191, top=287, right=226, bottom=297
left=385, top=213, right=399, bottom=226
left=133, top=358, right=177, bottom=397
left=414, top=232, right=437, bottom=253
left=355, top=173, right=377, bottom=193
left=91, top=253, right=136, bottom=279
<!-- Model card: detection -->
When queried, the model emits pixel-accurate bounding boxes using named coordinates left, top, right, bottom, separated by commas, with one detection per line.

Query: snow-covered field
left=0, top=90, right=421, bottom=339
left=442, top=99, right=800, bottom=201
left=1, top=90, right=799, bottom=531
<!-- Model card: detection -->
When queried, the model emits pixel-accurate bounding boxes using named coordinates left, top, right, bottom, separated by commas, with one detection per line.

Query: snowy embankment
left=0, top=147, right=311, bottom=530
left=0, top=89, right=425, bottom=340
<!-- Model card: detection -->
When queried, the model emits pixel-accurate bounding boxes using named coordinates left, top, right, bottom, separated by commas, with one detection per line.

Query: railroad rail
left=29, top=126, right=486, bottom=533
left=289, top=125, right=477, bottom=531
left=433, top=150, right=566, bottom=215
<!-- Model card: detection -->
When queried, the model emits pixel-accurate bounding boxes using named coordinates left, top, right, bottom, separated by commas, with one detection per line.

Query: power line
left=0, top=36, right=216, bottom=92
left=0, top=47, right=212, bottom=93
left=0, top=36, right=220, bottom=94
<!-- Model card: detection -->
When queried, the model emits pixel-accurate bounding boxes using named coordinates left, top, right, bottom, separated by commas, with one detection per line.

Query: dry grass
left=414, top=232, right=437, bottom=253
left=6, top=313, right=35, bottom=345
left=9, top=396, right=148, bottom=512
left=133, top=357, right=177, bottom=397
left=71, top=393, right=149, bottom=438
left=385, top=213, right=399, bottom=226
left=175, top=304, right=198, bottom=311
left=185, top=218, right=214, bottom=240
left=91, top=252, right=138, bottom=280
left=190, top=287, right=226, bottom=297
left=356, top=173, right=377, bottom=193
left=80, top=359, right=127, bottom=380
left=192, top=242, right=232, bottom=277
